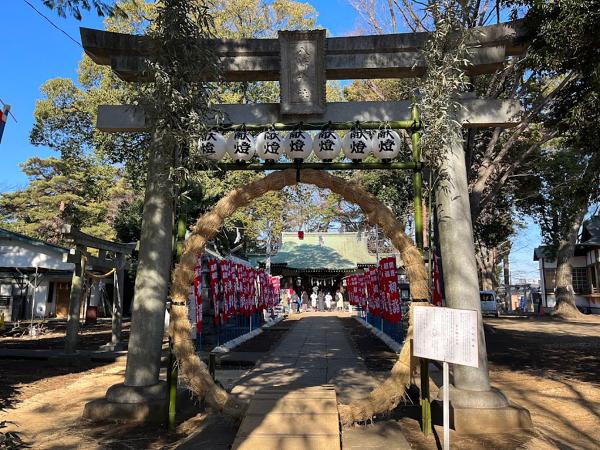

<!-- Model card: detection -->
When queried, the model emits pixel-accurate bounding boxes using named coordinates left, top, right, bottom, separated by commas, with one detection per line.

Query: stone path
left=232, top=313, right=376, bottom=400
left=230, top=312, right=410, bottom=449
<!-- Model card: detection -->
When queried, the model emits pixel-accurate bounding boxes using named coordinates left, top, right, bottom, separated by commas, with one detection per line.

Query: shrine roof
left=266, top=232, right=382, bottom=271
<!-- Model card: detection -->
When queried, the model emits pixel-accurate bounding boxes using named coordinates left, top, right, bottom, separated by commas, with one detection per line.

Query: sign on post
left=413, top=306, right=479, bottom=450
left=413, top=305, right=479, bottom=367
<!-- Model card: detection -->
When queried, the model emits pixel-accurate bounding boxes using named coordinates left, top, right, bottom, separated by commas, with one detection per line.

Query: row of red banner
left=346, top=257, right=403, bottom=323
left=192, top=255, right=281, bottom=332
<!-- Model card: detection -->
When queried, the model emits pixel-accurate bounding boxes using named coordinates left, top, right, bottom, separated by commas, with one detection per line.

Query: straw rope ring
left=168, top=169, right=429, bottom=424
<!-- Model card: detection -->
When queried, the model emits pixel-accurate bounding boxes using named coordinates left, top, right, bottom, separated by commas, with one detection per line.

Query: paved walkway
left=231, top=312, right=411, bottom=449
left=232, top=313, right=373, bottom=400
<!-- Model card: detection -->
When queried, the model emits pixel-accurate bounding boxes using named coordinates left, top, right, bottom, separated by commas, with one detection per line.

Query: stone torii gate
left=80, top=22, right=531, bottom=431
left=62, top=224, right=135, bottom=353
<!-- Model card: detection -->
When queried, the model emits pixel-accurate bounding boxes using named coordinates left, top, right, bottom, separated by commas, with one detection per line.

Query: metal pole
left=443, top=361, right=450, bottom=450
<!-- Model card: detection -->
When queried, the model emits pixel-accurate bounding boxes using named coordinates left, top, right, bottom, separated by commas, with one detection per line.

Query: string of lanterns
left=198, top=123, right=404, bottom=163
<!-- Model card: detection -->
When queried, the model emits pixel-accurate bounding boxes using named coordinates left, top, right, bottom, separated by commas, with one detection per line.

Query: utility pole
left=503, top=250, right=511, bottom=312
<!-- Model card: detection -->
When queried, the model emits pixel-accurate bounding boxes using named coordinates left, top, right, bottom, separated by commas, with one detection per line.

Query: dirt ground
left=396, top=315, right=600, bottom=450
left=0, top=319, right=131, bottom=351
left=1, top=315, right=599, bottom=449
left=0, top=318, right=293, bottom=449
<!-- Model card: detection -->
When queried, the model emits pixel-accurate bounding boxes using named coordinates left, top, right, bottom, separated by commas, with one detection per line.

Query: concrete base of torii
left=431, top=386, right=533, bottom=434
left=83, top=382, right=168, bottom=424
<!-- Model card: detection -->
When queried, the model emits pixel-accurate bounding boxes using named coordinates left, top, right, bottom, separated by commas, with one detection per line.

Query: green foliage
left=417, top=0, right=470, bottom=167
left=139, top=0, right=218, bottom=147
left=517, top=142, right=598, bottom=253
left=212, top=0, right=317, bottom=38
left=31, top=0, right=152, bottom=184
left=210, top=0, right=318, bottom=106
left=0, top=157, right=134, bottom=244
left=30, top=77, right=94, bottom=158
left=42, top=0, right=126, bottom=20
left=343, top=79, right=412, bottom=102
left=508, top=0, right=600, bottom=247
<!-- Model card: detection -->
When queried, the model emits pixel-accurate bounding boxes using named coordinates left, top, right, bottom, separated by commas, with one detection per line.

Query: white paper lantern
left=284, top=129, right=313, bottom=161
left=342, top=126, right=371, bottom=161
left=255, top=129, right=283, bottom=161
left=198, top=131, right=227, bottom=161
left=313, top=129, right=342, bottom=161
left=372, top=127, right=402, bottom=160
left=227, top=129, right=255, bottom=162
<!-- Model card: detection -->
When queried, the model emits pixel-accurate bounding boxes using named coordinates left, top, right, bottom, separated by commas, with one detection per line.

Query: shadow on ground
left=485, top=317, right=600, bottom=383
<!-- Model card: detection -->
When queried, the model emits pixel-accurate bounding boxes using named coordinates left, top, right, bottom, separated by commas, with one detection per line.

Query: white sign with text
left=413, top=306, right=479, bottom=368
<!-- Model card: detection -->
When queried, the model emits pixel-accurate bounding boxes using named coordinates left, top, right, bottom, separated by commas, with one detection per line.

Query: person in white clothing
left=324, top=292, right=333, bottom=311
left=336, top=290, right=344, bottom=311
left=310, top=291, right=318, bottom=311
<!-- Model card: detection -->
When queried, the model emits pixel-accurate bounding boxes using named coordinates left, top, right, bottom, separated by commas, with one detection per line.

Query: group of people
left=287, top=288, right=347, bottom=313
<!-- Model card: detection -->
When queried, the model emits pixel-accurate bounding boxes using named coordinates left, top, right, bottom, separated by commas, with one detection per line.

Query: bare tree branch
left=386, top=0, right=397, bottom=32
left=394, top=0, right=427, bottom=32
left=479, top=129, right=558, bottom=211
left=470, top=72, right=577, bottom=219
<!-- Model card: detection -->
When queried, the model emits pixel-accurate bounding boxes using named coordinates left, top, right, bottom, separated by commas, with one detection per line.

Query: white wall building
left=0, top=228, right=74, bottom=321
left=534, top=217, right=600, bottom=314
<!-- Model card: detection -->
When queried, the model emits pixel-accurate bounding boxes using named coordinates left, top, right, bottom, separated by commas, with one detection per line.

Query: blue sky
left=0, top=0, right=540, bottom=282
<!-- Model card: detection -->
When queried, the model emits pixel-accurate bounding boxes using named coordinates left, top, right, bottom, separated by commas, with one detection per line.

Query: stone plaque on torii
left=79, top=21, right=532, bottom=432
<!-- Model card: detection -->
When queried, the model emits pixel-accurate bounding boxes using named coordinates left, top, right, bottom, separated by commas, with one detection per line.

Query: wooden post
left=65, top=248, right=86, bottom=354
left=110, top=253, right=125, bottom=348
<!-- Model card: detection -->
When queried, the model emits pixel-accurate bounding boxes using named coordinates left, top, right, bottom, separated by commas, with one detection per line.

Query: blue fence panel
left=358, top=307, right=405, bottom=345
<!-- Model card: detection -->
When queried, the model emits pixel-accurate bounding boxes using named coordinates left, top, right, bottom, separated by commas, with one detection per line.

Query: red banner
left=347, top=275, right=357, bottom=306
left=271, top=276, right=280, bottom=308
left=208, top=258, right=220, bottom=325
left=220, top=259, right=233, bottom=321
left=368, top=267, right=380, bottom=316
left=233, top=263, right=242, bottom=315
left=379, top=257, right=401, bottom=323
left=250, top=268, right=257, bottom=314
left=257, top=269, right=266, bottom=311
left=193, top=254, right=203, bottom=333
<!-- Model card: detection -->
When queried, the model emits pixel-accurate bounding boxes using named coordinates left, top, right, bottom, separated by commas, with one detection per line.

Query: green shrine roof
left=266, top=232, right=380, bottom=271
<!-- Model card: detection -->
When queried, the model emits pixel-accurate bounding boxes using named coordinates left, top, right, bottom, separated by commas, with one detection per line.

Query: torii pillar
left=434, top=132, right=532, bottom=432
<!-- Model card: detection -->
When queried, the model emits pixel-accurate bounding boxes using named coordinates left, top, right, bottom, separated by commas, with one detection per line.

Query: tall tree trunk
left=554, top=205, right=588, bottom=319
left=476, top=244, right=498, bottom=291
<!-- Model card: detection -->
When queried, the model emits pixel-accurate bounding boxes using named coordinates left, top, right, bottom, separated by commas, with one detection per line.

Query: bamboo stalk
left=212, top=161, right=422, bottom=171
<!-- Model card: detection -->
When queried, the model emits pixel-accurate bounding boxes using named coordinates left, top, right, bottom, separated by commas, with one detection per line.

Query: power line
left=21, top=0, right=82, bottom=48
